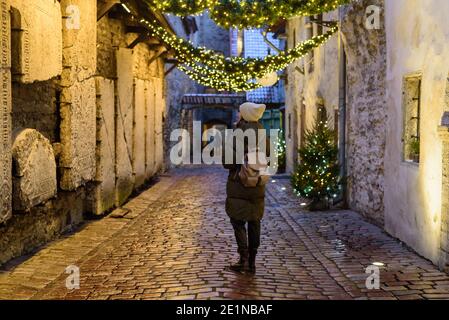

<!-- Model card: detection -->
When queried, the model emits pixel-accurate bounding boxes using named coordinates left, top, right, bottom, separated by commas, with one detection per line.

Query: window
left=402, top=74, right=422, bottom=163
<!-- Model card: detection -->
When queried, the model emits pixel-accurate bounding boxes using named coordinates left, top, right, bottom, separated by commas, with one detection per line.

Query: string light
left=141, top=0, right=351, bottom=29
left=291, top=108, right=340, bottom=201
left=125, top=1, right=341, bottom=91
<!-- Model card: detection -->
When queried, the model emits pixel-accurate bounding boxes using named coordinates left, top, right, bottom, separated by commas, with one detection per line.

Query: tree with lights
left=276, top=130, right=286, bottom=173
left=291, top=107, right=340, bottom=210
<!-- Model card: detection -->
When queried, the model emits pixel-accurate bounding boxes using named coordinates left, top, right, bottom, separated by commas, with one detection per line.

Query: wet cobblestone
left=1, top=166, right=449, bottom=300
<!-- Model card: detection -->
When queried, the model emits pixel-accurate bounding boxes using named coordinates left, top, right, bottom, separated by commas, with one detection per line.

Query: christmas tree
left=291, top=107, right=340, bottom=209
left=276, top=130, right=287, bottom=173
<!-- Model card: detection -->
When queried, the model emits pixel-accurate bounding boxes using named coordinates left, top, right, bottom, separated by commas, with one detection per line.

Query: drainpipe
left=338, top=10, right=348, bottom=207
left=261, top=31, right=281, bottom=54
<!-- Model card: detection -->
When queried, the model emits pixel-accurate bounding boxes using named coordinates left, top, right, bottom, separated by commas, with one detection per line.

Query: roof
left=182, top=94, right=246, bottom=106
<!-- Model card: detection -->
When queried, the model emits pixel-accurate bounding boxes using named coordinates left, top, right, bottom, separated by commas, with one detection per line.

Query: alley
left=0, top=166, right=449, bottom=300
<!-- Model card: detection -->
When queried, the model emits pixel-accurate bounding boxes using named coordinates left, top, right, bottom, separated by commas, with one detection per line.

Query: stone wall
left=0, top=188, right=85, bottom=264
left=441, top=80, right=449, bottom=271
left=164, top=14, right=230, bottom=169
left=96, top=13, right=166, bottom=208
left=164, top=16, right=199, bottom=169
left=383, top=0, right=449, bottom=264
left=285, top=1, right=387, bottom=225
left=92, top=77, right=115, bottom=215
left=0, top=0, right=172, bottom=265
left=10, top=0, right=62, bottom=83
left=341, top=0, right=387, bottom=225
left=12, top=80, right=60, bottom=143
left=0, top=0, right=11, bottom=224
left=59, top=0, right=97, bottom=191
left=284, top=0, right=449, bottom=268
left=285, top=13, right=340, bottom=173
left=12, top=128, right=57, bottom=211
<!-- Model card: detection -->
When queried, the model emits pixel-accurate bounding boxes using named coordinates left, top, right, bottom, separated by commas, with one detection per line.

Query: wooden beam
left=97, top=0, right=121, bottom=21
left=148, top=48, right=168, bottom=66
left=165, top=58, right=178, bottom=64
left=127, top=33, right=148, bottom=49
left=125, top=26, right=147, bottom=34
left=148, top=43, right=165, bottom=51
left=147, top=38, right=161, bottom=45
left=165, top=63, right=178, bottom=76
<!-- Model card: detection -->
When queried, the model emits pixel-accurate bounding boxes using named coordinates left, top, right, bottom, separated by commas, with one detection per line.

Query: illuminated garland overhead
left=124, top=1, right=339, bottom=91
left=210, top=0, right=350, bottom=29
left=138, top=13, right=338, bottom=75
left=174, top=26, right=338, bottom=91
left=143, top=0, right=215, bottom=15
left=141, top=0, right=351, bottom=29
left=177, top=65, right=263, bottom=91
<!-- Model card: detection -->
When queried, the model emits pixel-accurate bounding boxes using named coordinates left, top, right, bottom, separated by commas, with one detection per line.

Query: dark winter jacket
left=223, top=120, right=269, bottom=222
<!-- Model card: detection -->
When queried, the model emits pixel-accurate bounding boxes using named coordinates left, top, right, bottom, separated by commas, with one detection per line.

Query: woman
left=223, top=102, right=268, bottom=275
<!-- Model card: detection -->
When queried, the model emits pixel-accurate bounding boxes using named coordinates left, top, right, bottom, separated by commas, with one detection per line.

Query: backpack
left=238, top=148, right=270, bottom=188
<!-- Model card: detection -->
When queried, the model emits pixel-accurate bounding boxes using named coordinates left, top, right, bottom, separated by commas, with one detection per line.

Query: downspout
left=261, top=31, right=281, bottom=53
left=338, top=9, right=348, bottom=207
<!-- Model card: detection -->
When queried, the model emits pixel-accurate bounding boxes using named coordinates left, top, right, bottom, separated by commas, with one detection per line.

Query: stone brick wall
left=284, top=1, right=387, bottom=225
left=59, top=0, right=97, bottom=191
left=0, top=0, right=11, bottom=225
left=0, top=188, right=86, bottom=264
left=0, top=0, right=172, bottom=266
left=383, top=0, right=449, bottom=264
left=442, top=81, right=449, bottom=272
left=164, top=14, right=230, bottom=169
left=164, top=16, right=199, bottom=169
left=93, top=8, right=167, bottom=209
left=12, top=80, right=60, bottom=143
left=341, top=0, right=387, bottom=226
left=284, top=13, right=340, bottom=173
left=439, top=122, right=449, bottom=272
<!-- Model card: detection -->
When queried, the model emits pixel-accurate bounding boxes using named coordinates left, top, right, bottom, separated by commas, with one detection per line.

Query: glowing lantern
left=257, top=72, right=279, bottom=87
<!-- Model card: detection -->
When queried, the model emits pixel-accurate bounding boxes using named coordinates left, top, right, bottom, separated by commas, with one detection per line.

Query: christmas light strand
left=141, top=0, right=351, bottom=29
left=135, top=10, right=338, bottom=90
left=124, top=0, right=339, bottom=91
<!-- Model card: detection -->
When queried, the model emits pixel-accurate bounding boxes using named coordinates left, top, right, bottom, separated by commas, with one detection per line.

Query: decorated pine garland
left=209, top=0, right=349, bottom=29
left=177, top=65, right=263, bottom=91
left=137, top=12, right=338, bottom=90
left=141, top=0, right=351, bottom=29
left=124, top=0, right=340, bottom=91
left=143, top=0, right=215, bottom=16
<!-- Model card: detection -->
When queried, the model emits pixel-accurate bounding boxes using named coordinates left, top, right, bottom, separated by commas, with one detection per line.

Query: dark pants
left=230, top=218, right=261, bottom=255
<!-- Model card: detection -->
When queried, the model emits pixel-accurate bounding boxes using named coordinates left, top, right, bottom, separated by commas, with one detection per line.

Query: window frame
left=401, top=72, right=423, bottom=165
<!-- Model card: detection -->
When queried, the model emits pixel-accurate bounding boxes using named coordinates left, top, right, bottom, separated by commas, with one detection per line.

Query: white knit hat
left=240, top=102, right=266, bottom=122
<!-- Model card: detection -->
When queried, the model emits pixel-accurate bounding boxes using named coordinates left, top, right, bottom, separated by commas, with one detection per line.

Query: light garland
left=143, top=0, right=216, bottom=16
left=140, top=0, right=351, bottom=29
left=209, top=0, right=350, bottom=29
left=177, top=65, right=263, bottom=91
left=125, top=0, right=339, bottom=91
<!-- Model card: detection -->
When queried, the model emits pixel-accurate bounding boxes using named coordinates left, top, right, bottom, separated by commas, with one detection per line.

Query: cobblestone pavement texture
left=1, top=166, right=449, bottom=300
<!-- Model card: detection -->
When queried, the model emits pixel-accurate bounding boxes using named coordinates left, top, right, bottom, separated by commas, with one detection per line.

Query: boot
left=228, top=250, right=248, bottom=273
left=248, top=250, right=257, bottom=275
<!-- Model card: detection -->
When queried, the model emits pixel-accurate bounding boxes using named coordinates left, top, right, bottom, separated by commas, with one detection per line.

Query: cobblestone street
left=1, top=166, right=449, bottom=300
